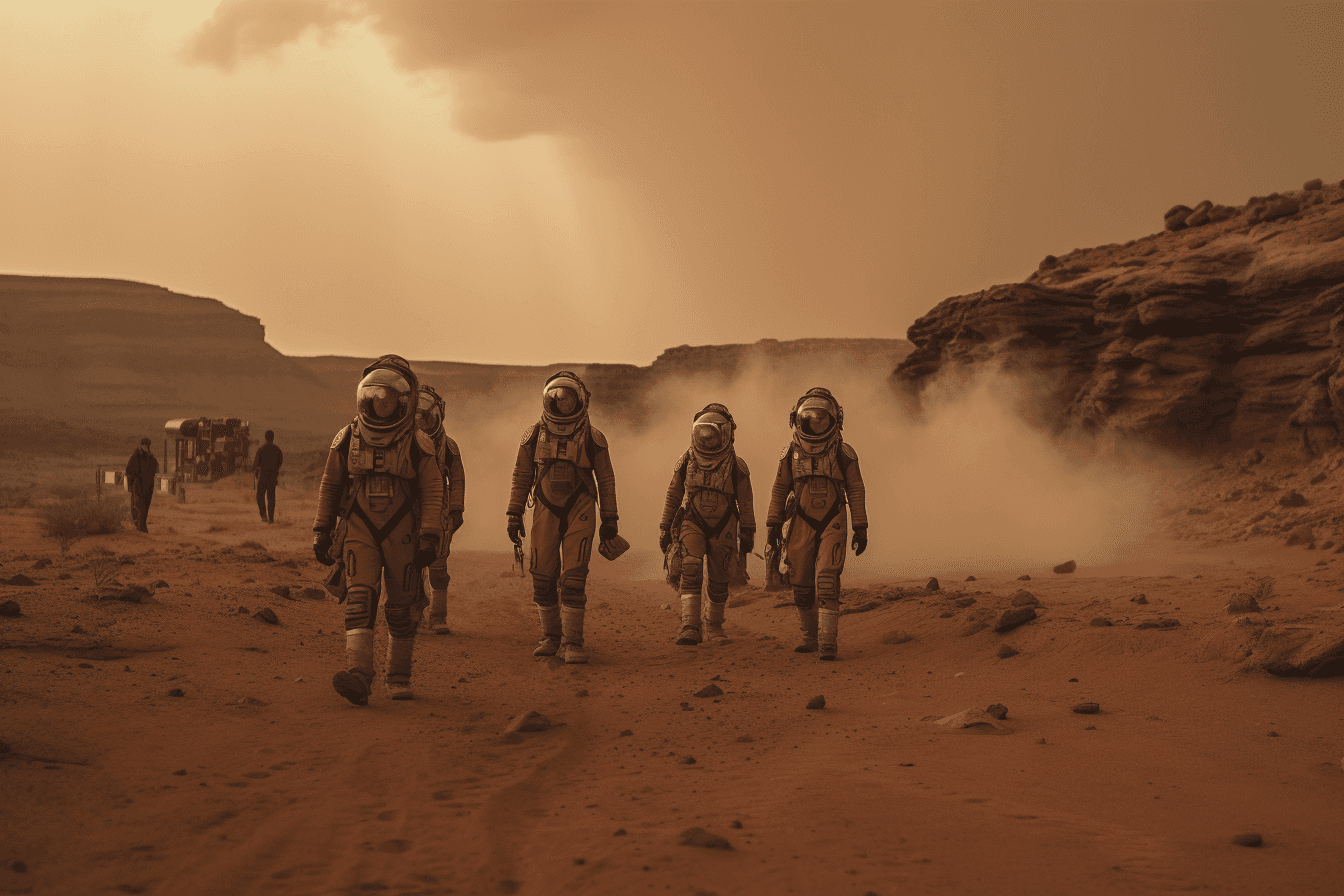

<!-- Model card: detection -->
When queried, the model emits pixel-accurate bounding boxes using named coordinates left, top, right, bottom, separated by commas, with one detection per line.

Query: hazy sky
left=2, top=2, right=1342, bottom=365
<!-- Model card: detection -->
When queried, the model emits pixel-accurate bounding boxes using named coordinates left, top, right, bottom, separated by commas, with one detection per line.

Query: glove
left=448, top=511, right=464, bottom=532
left=599, top=519, right=619, bottom=542
left=739, top=528, right=755, bottom=555
left=312, top=530, right=335, bottom=567
left=414, top=533, right=440, bottom=567
left=659, top=527, right=672, bottom=554
left=507, top=513, right=525, bottom=545
left=852, top=526, right=868, bottom=557
left=766, top=524, right=782, bottom=552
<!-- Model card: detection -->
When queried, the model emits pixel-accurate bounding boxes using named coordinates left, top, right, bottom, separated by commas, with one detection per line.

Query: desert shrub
left=0, top=485, right=36, bottom=509
left=39, top=495, right=127, bottom=551
left=49, top=481, right=97, bottom=501
left=86, top=548, right=119, bottom=591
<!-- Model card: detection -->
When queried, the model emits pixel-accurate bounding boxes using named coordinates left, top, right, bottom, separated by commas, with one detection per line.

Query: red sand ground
left=3, top=477, right=1344, bottom=896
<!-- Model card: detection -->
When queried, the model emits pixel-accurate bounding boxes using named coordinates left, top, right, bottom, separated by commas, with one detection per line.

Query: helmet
left=690, top=403, right=734, bottom=457
left=417, top=385, right=445, bottom=437
left=541, top=371, right=589, bottom=434
left=789, top=387, right=841, bottom=446
left=356, top=367, right=413, bottom=435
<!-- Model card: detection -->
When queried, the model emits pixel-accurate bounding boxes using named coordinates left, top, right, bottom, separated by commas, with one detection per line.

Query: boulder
left=994, top=606, right=1038, bottom=633
left=1053, top=560, right=1077, bottom=574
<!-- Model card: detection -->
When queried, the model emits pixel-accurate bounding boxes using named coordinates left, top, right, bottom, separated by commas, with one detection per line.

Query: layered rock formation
left=894, top=179, right=1344, bottom=453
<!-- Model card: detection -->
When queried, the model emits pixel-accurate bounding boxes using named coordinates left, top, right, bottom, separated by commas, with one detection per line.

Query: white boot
left=704, top=599, right=726, bottom=640
left=561, top=605, right=588, bottom=664
left=332, top=628, right=375, bottom=706
left=533, top=604, right=562, bottom=657
left=386, top=637, right=415, bottom=700
left=428, top=588, right=451, bottom=635
left=795, top=605, right=819, bottom=654
left=818, top=607, right=840, bottom=661
left=676, top=593, right=702, bottom=645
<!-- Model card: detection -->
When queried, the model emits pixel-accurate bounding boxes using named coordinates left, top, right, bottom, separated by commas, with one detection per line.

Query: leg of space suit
left=814, top=507, right=849, bottom=660
left=676, top=523, right=708, bottom=645
left=531, top=493, right=597, bottom=663
left=529, top=505, right=564, bottom=657
left=702, top=526, right=737, bottom=640
left=787, top=519, right=822, bottom=653
left=425, top=555, right=452, bottom=635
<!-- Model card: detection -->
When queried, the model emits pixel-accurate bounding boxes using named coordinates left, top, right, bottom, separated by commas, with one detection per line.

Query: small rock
left=504, top=711, right=552, bottom=734
left=1310, top=472, right=1327, bottom=485
left=11, top=860, right=27, bottom=873
left=994, top=606, right=1038, bottom=633
left=236, top=606, right=249, bottom=614
left=965, top=575, right=976, bottom=582
left=269, top=585, right=291, bottom=599
left=1132, top=594, right=1149, bottom=604
left=58, top=573, right=72, bottom=580
left=1135, top=618, right=1180, bottom=630
left=1053, top=560, right=1077, bottom=574
left=1279, top=490, right=1308, bottom=508
left=1164, top=204, right=1192, bottom=230
left=1072, top=702, right=1100, bottom=714
left=660, top=604, right=671, bottom=610
left=997, top=645, right=1019, bottom=659
left=105, top=585, right=152, bottom=603
left=299, top=587, right=325, bottom=600
left=613, top=829, right=626, bottom=836
left=730, top=820, right=743, bottom=829
left=1232, top=832, right=1264, bottom=848
left=32, top=558, right=52, bottom=569
left=1090, top=617, right=1113, bottom=627
left=926, top=577, right=940, bottom=592
left=1267, top=731, right=1279, bottom=737
left=71, top=624, right=85, bottom=633
left=1017, top=574, right=1031, bottom=581
left=253, top=608, right=279, bottom=625
left=1009, top=590, right=1039, bottom=608
left=681, top=756, right=697, bottom=765
left=1226, top=594, right=1261, bottom=614
left=575, top=689, right=589, bottom=698
left=172, top=769, right=187, bottom=776
left=985, top=703, right=1008, bottom=720
left=679, top=827, right=732, bottom=850
left=153, top=580, right=169, bottom=588
left=806, top=695, right=826, bottom=710
left=619, top=729, right=633, bottom=737
left=0, top=600, right=21, bottom=617
left=1304, top=177, right=1323, bottom=191
left=5, top=574, right=36, bottom=587
left=78, top=662, right=94, bottom=669
left=168, top=688, right=185, bottom=698
left=694, top=684, right=724, bottom=699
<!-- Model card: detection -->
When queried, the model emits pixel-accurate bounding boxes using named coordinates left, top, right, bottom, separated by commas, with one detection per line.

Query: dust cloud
left=444, top=359, right=1161, bottom=582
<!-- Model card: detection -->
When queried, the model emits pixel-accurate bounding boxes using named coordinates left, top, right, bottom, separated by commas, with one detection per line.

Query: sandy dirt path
left=3, top=481, right=1344, bottom=895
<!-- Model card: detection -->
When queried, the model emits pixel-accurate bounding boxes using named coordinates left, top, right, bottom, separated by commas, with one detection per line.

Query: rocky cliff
left=894, top=178, right=1344, bottom=454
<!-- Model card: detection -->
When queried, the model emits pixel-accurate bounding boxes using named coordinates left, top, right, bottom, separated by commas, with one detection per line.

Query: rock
left=1163, top=204, right=1193, bottom=231
left=236, top=606, right=249, bottom=614
left=806, top=695, right=826, bottom=710
left=926, top=577, right=940, bottom=592
left=168, top=688, right=185, bottom=697
left=1311, top=472, right=1328, bottom=485
left=31, top=558, right=52, bottom=569
left=613, top=829, right=626, bottom=836
left=1267, top=731, right=1279, bottom=737
left=1053, top=560, right=1077, bottom=574
left=105, top=585, right=152, bottom=603
left=694, top=684, right=724, bottom=698
left=1184, top=200, right=1214, bottom=227
left=994, top=606, right=1038, bottom=633
left=172, top=769, right=187, bottom=775
left=504, top=711, right=552, bottom=733
left=954, top=597, right=977, bottom=608
left=575, top=689, right=589, bottom=698
left=269, top=585, right=291, bottom=599
left=0, top=600, right=20, bottom=617
left=1090, top=617, right=1114, bottom=626
left=681, top=756, right=697, bottom=765
left=1072, top=702, right=1100, bottom=714
left=153, top=580, right=169, bottom=588
left=11, top=860, right=26, bottom=873
left=1249, top=195, right=1299, bottom=224
left=1279, top=490, right=1308, bottom=508
left=1226, top=593, right=1261, bottom=614
left=1285, top=524, right=1315, bottom=546
left=679, top=827, right=732, bottom=850
left=932, top=708, right=1005, bottom=731
left=882, top=630, right=914, bottom=645
left=1132, top=594, right=1149, bottom=604
left=1017, top=574, right=1031, bottom=581
left=1304, top=178, right=1324, bottom=191
left=1009, top=589, right=1039, bottom=607
left=965, top=575, right=976, bottom=582
left=71, top=624, right=85, bottom=633
left=299, top=587, right=325, bottom=600
left=1232, top=832, right=1264, bottom=847
left=58, top=573, right=72, bottom=580
left=253, top=608, right=279, bottom=625
left=1246, top=627, right=1344, bottom=677
left=985, top=703, right=1009, bottom=720
left=730, top=819, right=743, bottom=829
left=1135, top=618, right=1180, bottom=630
left=619, top=729, right=633, bottom=737
left=5, top=574, right=36, bottom=586
left=997, top=645, right=1019, bottom=659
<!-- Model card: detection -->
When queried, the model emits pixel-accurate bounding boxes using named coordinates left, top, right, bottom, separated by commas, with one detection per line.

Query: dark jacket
left=254, top=443, right=283, bottom=484
left=125, top=448, right=159, bottom=496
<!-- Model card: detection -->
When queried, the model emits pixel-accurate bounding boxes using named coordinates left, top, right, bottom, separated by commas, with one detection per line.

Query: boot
left=428, top=588, right=451, bottom=635
left=533, top=604, right=562, bottom=657
left=561, top=605, right=588, bottom=664
left=704, top=599, right=725, bottom=640
left=332, top=628, right=375, bottom=706
left=818, top=607, right=840, bottom=660
left=676, top=593, right=702, bottom=645
left=795, top=605, right=819, bottom=653
left=385, top=637, right=415, bottom=700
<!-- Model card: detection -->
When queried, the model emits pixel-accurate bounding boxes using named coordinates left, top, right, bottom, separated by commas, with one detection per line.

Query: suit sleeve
left=843, top=444, right=868, bottom=530
left=735, top=457, right=756, bottom=533
left=312, top=446, right=349, bottom=532
left=444, top=437, right=466, bottom=514
left=591, top=430, right=619, bottom=523
left=416, top=451, right=446, bottom=539
left=660, top=455, right=688, bottom=531
left=765, top=450, right=794, bottom=527
left=506, top=427, right=537, bottom=516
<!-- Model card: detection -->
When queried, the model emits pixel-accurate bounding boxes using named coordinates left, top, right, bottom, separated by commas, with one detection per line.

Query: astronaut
left=415, top=385, right=466, bottom=636
left=506, top=371, right=619, bottom=664
left=659, top=403, right=755, bottom=645
left=765, top=387, right=868, bottom=660
left=311, top=355, right=445, bottom=705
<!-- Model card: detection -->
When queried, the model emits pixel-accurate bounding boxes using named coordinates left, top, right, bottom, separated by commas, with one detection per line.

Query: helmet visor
left=544, top=386, right=582, bottom=418
left=417, top=390, right=443, bottom=433
left=357, top=370, right=411, bottom=428
left=692, top=421, right=726, bottom=454
left=798, top=406, right=834, bottom=438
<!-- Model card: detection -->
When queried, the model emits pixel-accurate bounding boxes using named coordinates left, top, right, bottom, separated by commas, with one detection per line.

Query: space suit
left=312, top=355, right=445, bottom=705
left=507, top=371, right=619, bottom=664
left=765, top=388, right=868, bottom=660
left=659, top=404, right=755, bottom=645
left=416, top=385, right=466, bottom=636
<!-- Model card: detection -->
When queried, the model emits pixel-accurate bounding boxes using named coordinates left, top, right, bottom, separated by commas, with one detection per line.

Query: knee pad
left=344, top=585, right=377, bottom=631
left=679, top=557, right=704, bottom=594
left=816, top=572, right=840, bottom=600
left=384, top=603, right=418, bottom=640
left=792, top=585, right=816, bottom=610
left=427, top=565, right=450, bottom=590
left=531, top=572, right=559, bottom=607
left=706, top=577, right=729, bottom=604
left=559, top=571, right=588, bottom=608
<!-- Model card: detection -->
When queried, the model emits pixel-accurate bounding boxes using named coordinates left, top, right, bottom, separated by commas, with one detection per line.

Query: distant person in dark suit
left=253, top=430, right=284, bottom=523
left=125, top=437, right=158, bottom=533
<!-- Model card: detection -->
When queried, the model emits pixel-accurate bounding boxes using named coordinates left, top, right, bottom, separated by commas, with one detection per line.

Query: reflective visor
left=692, top=421, right=725, bottom=454
left=796, top=401, right=835, bottom=438
left=356, top=369, right=410, bottom=427
left=544, top=386, right=581, bottom=418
